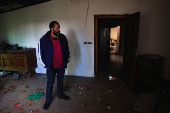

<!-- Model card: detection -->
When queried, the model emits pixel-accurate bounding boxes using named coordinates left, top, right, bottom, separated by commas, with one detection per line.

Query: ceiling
left=0, top=0, right=51, bottom=14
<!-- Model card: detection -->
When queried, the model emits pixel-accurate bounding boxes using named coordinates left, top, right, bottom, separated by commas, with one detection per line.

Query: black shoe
left=58, top=95, right=70, bottom=100
left=43, top=101, right=51, bottom=110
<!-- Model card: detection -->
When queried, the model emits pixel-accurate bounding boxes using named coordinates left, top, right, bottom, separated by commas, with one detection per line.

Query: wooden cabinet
left=1, top=54, right=14, bottom=69
left=0, top=48, right=37, bottom=76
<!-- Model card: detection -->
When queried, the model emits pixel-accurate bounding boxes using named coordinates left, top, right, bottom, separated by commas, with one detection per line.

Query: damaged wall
left=0, top=0, right=170, bottom=78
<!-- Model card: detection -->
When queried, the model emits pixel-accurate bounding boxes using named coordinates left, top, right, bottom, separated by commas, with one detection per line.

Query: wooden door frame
left=94, top=14, right=126, bottom=77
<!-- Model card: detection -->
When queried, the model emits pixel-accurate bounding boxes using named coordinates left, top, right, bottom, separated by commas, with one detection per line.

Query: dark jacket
left=38, top=31, right=70, bottom=69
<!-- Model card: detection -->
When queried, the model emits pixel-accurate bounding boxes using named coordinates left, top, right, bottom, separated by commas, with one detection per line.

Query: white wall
left=110, top=27, right=118, bottom=41
left=0, top=0, right=170, bottom=78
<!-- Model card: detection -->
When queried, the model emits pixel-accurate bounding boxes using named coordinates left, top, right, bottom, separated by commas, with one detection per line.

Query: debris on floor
left=25, top=85, right=29, bottom=88
left=107, top=106, right=111, bottom=109
left=22, top=90, right=26, bottom=93
left=14, top=103, right=20, bottom=106
left=109, top=74, right=117, bottom=80
left=7, top=73, right=20, bottom=80
left=98, top=97, right=101, bottom=101
left=82, top=103, right=88, bottom=107
left=17, top=107, right=24, bottom=112
left=79, top=86, right=90, bottom=90
left=68, top=85, right=72, bottom=88
left=34, top=109, right=40, bottom=113
left=36, top=88, right=44, bottom=91
left=0, top=72, right=144, bottom=113
left=63, top=91, right=71, bottom=95
left=10, top=86, right=16, bottom=91
left=0, top=71, right=10, bottom=77
left=4, top=89, right=8, bottom=94
left=28, top=100, right=32, bottom=102
left=28, top=92, right=43, bottom=100
left=106, top=90, right=117, bottom=96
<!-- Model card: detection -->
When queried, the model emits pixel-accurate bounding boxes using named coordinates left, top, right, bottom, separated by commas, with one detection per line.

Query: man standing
left=39, top=21, right=70, bottom=110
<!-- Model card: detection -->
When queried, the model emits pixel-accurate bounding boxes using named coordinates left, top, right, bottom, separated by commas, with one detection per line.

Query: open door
left=123, top=12, right=140, bottom=90
left=98, top=28, right=110, bottom=67
left=94, top=14, right=126, bottom=77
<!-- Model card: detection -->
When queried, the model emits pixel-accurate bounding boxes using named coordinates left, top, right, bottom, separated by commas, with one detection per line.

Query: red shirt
left=50, top=34, right=63, bottom=68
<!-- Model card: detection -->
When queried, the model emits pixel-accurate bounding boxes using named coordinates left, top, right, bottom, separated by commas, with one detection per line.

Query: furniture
left=110, top=42, right=115, bottom=51
left=0, top=48, right=37, bottom=77
left=135, top=54, right=164, bottom=91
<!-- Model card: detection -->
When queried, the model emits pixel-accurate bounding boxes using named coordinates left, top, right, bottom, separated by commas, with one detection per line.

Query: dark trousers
left=46, top=66, right=65, bottom=102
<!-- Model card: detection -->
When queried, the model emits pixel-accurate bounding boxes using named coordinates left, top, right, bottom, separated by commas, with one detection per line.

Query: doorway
left=110, top=26, right=120, bottom=54
left=94, top=12, right=140, bottom=90
left=97, top=20, right=124, bottom=77
left=94, top=15, right=126, bottom=77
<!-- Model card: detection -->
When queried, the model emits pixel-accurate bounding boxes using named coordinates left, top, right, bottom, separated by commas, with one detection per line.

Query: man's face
left=52, top=23, right=60, bottom=36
